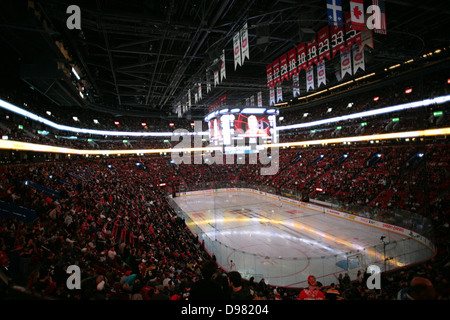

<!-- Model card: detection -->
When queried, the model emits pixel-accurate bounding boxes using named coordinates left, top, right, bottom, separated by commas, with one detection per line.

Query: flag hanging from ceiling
left=206, top=71, right=211, bottom=93
left=220, top=50, right=226, bottom=81
left=276, top=84, right=283, bottom=103
left=269, top=87, right=275, bottom=106
left=345, top=12, right=362, bottom=52
left=272, top=58, right=281, bottom=86
left=266, top=63, right=273, bottom=89
left=326, top=0, right=344, bottom=26
left=306, top=68, right=314, bottom=92
left=187, top=89, right=191, bottom=107
left=317, top=60, right=326, bottom=87
left=330, top=25, right=345, bottom=57
left=194, top=92, right=198, bottom=104
left=317, top=26, right=331, bottom=65
left=350, top=0, right=365, bottom=31
left=352, top=45, right=365, bottom=73
left=288, top=47, right=298, bottom=79
left=250, top=95, right=255, bottom=106
left=233, top=32, right=242, bottom=70
left=297, top=43, right=308, bottom=74
left=198, top=83, right=202, bottom=101
left=306, top=38, right=318, bottom=70
left=359, top=27, right=374, bottom=53
left=341, top=50, right=352, bottom=78
left=241, top=23, right=250, bottom=62
left=257, top=91, right=262, bottom=107
left=214, top=71, right=219, bottom=86
left=372, top=0, right=387, bottom=34
left=292, top=74, right=300, bottom=98
left=280, top=53, right=289, bottom=82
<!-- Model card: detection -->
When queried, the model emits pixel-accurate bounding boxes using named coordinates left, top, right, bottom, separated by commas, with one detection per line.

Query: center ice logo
left=171, top=121, right=279, bottom=176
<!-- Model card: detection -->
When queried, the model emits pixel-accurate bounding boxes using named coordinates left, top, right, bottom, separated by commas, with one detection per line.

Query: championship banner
left=233, top=32, right=242, bottom=70
left=317, top=60, right=326, bottom=87
left=276, top=84, right=283, bottom=103
left=257, top=91, right=263, bottom=107
left=349, top=0, right=365, bottom=31
left=206, top=71, right=211, bottom=93
left=214, top=71, right=219, bottom=86
left=194, top=92, right=198, bottom=104
left=340, top=51, right=352, bottom=78
left=198, top=83, right=202, bottom=101
left=306, top=38, right=318, bottom=70
left=240, top=23, right=250, bottom=63
left=272, top=58, right=281, bottom=86
left=266, top=63, right=273, bottom=89
left=359, top=26, right=374, bottom=53
left=280, top=53, right=289, bottom=82
left=288, top=47, right=298, bottom=79
left=317, top=26, right=331, bottom=65
left=245, top=98, right=249, bottom=106
left=250, top=95, right=255, bottom=106
left=269, top=87, right=275, bottom=106
left=292, top=74, right=300, bottom=98
left=187, top=89, right=191, bottom=107
left=306, top=68, right=314, bottom=92
left=297, top=43, right=307, bottom=74
left=220, top=50, right=226, bottom=81
left=352, top=45, right=365, bottom=73
left=345, top=12, right=362, bottom=52
left=330, top=25, right=345, bottom=57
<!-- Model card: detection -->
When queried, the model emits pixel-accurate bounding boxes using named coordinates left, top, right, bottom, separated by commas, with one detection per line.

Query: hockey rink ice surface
left=172, top=190, right=433, bottom=288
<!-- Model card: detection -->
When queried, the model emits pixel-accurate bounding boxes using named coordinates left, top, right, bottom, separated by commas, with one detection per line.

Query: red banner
left=330, top=25, right=345, bottom=57
left=288, top=48, right=297, bottom=79
left=272, top=58, right=281, bottom=86
left=317, top=26, right=331, bottom=65
left=266, top=64, right=273, bottom=89
left=297, top=43, right=307, bottom=74
left=345, top=12, right=362, bottom=51
left=280, top=53, right=289, bottom=82
left=306, top=38, right=318, bottom=70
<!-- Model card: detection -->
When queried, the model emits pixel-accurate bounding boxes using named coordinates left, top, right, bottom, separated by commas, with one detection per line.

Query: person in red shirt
left=298, top=275, right=325, bottom=300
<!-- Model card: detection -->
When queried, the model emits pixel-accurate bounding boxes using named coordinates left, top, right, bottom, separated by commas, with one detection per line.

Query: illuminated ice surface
left=172, top=191, right=434, bottom=288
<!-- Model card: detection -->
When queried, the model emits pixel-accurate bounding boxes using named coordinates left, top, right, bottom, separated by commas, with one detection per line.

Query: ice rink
left=172, top=190, right=434, bottom=288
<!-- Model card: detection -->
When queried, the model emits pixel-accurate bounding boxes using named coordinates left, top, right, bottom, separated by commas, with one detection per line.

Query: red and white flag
left=240, top=23, right=250, bottom=62
left=330, top=25, right=345, bottom=57
left=307, top=38, right=318, bottom=70
left=220, top=50, right=226, bottom=81
left=297, top=43, right=307, bottom=74
left=257, top=91, right=262, bottom=107
left=276, top=84, right=283, bottom=103
left=280, top=53, right=289, bottom=82
left=306, top=68, right=315, bottom=92
left=340, top=51, right=352, bottom=78
left=233, top=32, right=242, bottom=70
left=269, top=87, right=275, bottom=106
left=317, top=26, right=331, bottom=65
left=272, top=58, right=281, bottom=86
left=288, top=47, right=297, bottom=79
left=317, top=60, right=326, bottom=87
left=266, top=63, right=273, bottom=89
left=350, top=0, right=365, bottom=31
left=352, top=45, right=365, bottom=73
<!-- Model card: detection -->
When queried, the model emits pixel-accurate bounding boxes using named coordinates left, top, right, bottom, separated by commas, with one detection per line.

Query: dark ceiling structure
left=1, top=0, right=449, bottom=119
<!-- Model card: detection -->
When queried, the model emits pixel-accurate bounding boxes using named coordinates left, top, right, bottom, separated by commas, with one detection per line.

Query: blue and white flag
left=326, top=0, right=344, bottom=26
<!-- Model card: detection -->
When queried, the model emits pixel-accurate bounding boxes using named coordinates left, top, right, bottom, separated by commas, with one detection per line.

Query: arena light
left=278, top=94, right=450, bottom=131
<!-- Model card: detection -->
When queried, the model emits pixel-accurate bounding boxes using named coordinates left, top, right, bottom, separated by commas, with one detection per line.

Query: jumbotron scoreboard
left=204, top=107, right=279, bottom=154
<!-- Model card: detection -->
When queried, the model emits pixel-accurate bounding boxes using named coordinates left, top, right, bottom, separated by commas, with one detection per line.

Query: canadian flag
left=350, top=0, right=365, bottom=31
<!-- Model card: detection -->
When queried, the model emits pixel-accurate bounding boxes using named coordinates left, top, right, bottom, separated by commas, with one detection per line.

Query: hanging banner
left=206, top=71, right=211, bottom=93
left=307, top=38, right=318, bottom=70
left=280, top=53, right=289, bottom=82
left=220, top=50, right=226, bottom=82
left=240, top=22, right=250, bottom=63
left=233, top=32, right=242, bottom=70
left=350, top=0, right=365, bottom=31
left=317, top=26, right=331, bottom=65
left=330, top=25, right=346, bottom=57
left=272, top=58, right=281, bottom=86
left=194, top=92, right=198, bottom=104
left=257, top=91, right=263, bottom=107
left=297, top=43, right=308, bottom=74
left=214, top=71, right=219, bottom=86
left=269, top=87, right=275, bottom=106
left=317, top=60, right=326, bottom=87
left=345, top=12, right=362, bottom=52
left=341, top=51, right=352, bottom=78
left=352, top=45, right=365, bottom=73
left=245, top=98, right=250, bottom=106
left=198, top=83, right=202, bottom=101
left=187, top=89, right=191, bottom=107
left=359, top=23, right=374, bottom=52
left=292, top=74, right=300, bottom=98
left=306, top=68, right=314, bottom=92
left=288, top=47, right=298, bottom=79
left=276, top=84, right=283, bottom=103
left=266, top=64, right=273, bottom=89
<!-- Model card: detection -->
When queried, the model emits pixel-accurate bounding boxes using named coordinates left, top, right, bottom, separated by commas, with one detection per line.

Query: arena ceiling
left=0, top=0, right=449, bottom=119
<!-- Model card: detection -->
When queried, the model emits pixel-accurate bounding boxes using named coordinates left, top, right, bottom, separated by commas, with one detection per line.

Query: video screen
left=234, top=114, right=270, bottom=138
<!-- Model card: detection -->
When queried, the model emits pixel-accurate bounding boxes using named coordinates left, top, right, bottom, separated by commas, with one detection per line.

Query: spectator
left=298, top=275, right=325, bottom=300
left=227, top=271, right=254, bottom=300
left=397, top=277, right=436, bottom=300
left=189, top=260, right=226, bottom=300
